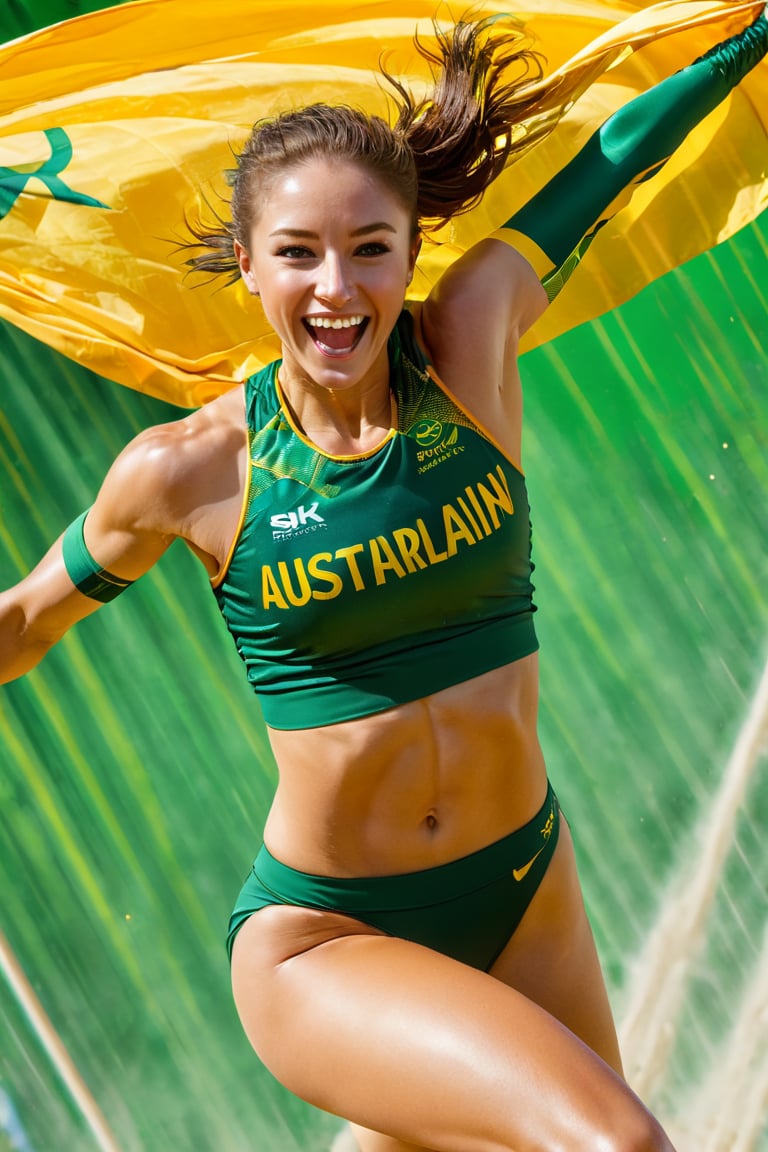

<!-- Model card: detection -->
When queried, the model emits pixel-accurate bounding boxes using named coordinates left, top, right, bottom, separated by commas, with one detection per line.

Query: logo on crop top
left=270, top=503, right=327, bottom=540
left=414, top=424, right=464, bottom=475
left=414, top=419, right=444, bottom=447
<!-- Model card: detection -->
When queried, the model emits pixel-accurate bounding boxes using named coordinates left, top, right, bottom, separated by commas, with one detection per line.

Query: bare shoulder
left=0, top=385, right=247, bottom=681
left=100, top=385, right=246, bottom=534
left=120, top=385, right=246, bottom=485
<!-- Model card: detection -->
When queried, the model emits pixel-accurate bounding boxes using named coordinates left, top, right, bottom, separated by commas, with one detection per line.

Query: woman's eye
left=356, top=242, right=389, bottom=257
left=276, top=245, right=314, bottom=259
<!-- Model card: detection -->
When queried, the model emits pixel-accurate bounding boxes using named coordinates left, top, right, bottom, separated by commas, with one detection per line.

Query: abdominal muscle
left=263, top=651, right=547, bottom=878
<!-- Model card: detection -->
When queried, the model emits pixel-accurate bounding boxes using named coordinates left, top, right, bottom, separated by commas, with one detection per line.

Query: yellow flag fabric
left=0, top=0, right=765, bottom=407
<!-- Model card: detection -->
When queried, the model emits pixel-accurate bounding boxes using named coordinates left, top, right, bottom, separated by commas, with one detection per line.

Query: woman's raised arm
left=497, top=9, right=768, bottom=304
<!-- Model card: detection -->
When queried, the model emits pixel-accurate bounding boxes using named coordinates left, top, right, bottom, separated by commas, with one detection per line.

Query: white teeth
left=306, top=315, right=365, bottom=329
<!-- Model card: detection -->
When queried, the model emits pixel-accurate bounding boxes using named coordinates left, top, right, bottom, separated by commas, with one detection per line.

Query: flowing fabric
left=0, top=0, right=765, bottom=406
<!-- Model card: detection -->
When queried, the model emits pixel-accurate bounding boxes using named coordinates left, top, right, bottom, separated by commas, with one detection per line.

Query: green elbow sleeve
left=62, top=510, right=134, bottom=603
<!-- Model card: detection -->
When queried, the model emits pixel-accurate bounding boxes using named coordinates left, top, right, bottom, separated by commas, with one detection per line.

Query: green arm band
left=62, top=510, right=134, bottom=603
left=503, top=11, right=768, bottom=301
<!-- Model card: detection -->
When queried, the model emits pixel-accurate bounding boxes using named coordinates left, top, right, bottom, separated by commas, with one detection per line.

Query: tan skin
left=0, top=157, right=675, bottom=1152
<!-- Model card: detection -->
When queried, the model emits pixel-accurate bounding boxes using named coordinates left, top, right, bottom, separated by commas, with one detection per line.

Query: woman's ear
left=408, top=234, right=423, bottom=283
left=234, top=240, right=259, bottom=296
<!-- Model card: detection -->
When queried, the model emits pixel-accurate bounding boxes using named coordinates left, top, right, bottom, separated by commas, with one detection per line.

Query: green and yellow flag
left=0, top=0, right=766, bottom=407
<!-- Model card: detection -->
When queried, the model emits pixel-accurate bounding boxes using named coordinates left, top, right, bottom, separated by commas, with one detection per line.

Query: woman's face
left=235, top=157, right=419, bottom=395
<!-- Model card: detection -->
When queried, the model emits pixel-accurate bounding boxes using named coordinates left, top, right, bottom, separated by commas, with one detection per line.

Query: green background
left=1, top=3, right=766, bottom=1150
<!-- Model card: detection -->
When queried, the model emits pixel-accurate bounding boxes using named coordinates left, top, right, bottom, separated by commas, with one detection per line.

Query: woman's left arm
left=418, top=9, right=766, bottom=451
left=498, top=9, right=768, bottom=306
left=423, top=10, right=767, bottom=367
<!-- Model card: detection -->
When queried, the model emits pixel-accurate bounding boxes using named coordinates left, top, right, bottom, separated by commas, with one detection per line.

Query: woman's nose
left=315, top=254, right=353, bottom=307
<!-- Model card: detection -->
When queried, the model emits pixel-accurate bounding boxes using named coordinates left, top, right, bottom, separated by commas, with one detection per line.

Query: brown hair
left=185, top=15, right=545, bottom=282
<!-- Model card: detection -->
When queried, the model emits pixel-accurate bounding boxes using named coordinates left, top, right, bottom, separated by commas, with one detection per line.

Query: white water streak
left=331, top=1125, right=358, bottom=1152
left=0, top=930, right=123, bottom=1152
left=701, top=928, right=768, bottom=1152
left=619, top=654, right=768, bottom=1102
left=669, top=921, right=768, bottom=1151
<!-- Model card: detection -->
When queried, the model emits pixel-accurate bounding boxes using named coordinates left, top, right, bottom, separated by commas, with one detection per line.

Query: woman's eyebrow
left=269, top=222, right=397, bottom=238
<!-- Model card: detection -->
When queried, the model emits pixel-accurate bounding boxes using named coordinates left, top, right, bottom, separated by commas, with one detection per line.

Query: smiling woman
left=234, top=158, right=418, bottom=415
left=1, top=6, right=767, bottom=1152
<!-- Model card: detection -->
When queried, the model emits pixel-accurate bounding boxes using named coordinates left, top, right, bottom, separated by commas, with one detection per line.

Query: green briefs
left=227, top=781, right=560, bottom=971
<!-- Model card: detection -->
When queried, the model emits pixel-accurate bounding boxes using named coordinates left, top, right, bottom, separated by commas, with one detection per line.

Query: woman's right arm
left=0, top=423, right=181, bottom=684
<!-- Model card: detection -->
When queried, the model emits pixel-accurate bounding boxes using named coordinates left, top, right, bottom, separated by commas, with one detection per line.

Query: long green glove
left=499, top=11, right=768, bottom=301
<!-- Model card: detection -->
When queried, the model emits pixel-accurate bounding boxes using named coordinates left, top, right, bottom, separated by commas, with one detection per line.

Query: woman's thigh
left=346, top=821, right=624, bottom=1152
left=231, top=896, right=669, bottom=1152
left=488, top=814, right=624, bottom=1074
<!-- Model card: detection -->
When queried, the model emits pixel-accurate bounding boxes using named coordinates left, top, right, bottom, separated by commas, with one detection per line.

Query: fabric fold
left=0, top=0, right=765, bottom=405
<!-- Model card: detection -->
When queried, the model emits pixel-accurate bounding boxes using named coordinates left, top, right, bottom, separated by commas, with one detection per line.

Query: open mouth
left=303, top=314, right=369, bottom=356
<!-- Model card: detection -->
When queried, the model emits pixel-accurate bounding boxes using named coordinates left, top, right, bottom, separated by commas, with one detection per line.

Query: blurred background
left=1, top=2, right=766, bottom=1149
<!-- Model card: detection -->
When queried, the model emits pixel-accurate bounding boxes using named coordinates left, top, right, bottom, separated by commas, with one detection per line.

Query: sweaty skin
left=0, top=159, right=673, bottom=1152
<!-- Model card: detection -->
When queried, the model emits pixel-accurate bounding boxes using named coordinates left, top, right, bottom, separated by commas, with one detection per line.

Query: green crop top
left=212, top=312, right=538, bottom=729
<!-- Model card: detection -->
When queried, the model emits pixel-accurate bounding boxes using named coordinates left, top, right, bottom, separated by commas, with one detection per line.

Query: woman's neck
left=277, top=359, right=396, bottom=456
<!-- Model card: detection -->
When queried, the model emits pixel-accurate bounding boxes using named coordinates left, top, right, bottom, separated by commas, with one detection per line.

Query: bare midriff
left=263, top=651, right=546, bottom=877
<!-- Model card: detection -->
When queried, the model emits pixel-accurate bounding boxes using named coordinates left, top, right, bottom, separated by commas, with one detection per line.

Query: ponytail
left=184, top=15, right=546, bottom=281
left=384, top=17, right=543, bottom=227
